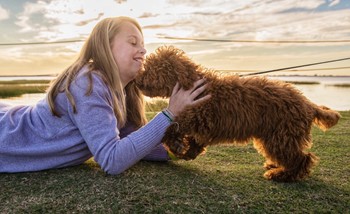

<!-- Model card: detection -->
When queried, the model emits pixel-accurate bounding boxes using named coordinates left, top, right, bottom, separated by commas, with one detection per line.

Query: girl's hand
left=167, top=79, right=211, bottom=117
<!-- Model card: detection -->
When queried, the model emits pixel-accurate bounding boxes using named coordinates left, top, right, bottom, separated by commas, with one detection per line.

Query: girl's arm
left=69, top=73, right=171, bottom=175
left=120, top=122, right=170, bottom=161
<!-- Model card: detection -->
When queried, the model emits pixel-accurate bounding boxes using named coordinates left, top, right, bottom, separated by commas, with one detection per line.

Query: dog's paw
left=163, top=136, right=190, bottom=158
left=263, top=161, right=278, bottom=170
left=173, top=137, right=190, bottom=155
left=180, top=136, right=207, bottom=160
left=264, top=168, right=298, bottom=182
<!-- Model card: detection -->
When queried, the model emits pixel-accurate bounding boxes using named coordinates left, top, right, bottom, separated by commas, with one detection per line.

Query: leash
left=239, top=57, right=350, bottom=77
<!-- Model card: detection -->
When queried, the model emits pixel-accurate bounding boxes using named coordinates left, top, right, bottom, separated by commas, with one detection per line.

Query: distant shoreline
left=268, top=74, right=350, bottom=78
left=0, top=74, right=57, bottom=77
left=0, top=74, right=349, bottom=78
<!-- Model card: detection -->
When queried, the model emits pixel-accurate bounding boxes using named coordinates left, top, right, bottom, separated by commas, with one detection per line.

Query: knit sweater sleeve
left=68, top=72, right=171, bottom=175
left=120, top=122, right=170, bottom=161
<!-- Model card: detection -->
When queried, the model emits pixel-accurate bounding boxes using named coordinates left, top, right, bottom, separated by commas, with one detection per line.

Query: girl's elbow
left=97, top=152, right=138, bottom=175
left=102, top=165, right=126, bottom=175
left=100, top=161, right=130, bottom=175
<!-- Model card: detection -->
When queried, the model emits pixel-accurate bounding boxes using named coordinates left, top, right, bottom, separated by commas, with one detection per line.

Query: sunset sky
left=0, top=0, right=349, bottom=76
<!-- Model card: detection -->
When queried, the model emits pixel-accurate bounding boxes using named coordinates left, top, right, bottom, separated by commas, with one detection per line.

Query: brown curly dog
left=135, top=46, right=340, bottom=182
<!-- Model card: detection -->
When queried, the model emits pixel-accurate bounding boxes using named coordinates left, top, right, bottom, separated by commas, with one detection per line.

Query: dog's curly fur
left=135, top=46, right=341, bottom=182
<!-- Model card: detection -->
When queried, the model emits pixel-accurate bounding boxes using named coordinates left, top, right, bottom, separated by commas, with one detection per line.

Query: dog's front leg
left=162, top=123, right=190, bottom=158
left=162, top=126, right=206, bottom=160
left=181, top=136, right=207, bottom=160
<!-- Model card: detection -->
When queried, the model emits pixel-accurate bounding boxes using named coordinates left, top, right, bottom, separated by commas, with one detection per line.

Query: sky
left=0, top=0, right=349, bottom=76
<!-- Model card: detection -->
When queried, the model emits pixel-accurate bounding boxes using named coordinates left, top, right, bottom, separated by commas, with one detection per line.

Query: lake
left=268, top=76, right=350, bottom=111
left=0, top=75, right=349, bottom=111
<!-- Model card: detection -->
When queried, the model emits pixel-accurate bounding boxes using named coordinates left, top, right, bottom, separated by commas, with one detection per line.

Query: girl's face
left=111, top=21, right=146, bottom=87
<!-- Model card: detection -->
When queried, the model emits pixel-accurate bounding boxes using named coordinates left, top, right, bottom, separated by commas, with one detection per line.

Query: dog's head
left=135, top=45, right=202, bottom=98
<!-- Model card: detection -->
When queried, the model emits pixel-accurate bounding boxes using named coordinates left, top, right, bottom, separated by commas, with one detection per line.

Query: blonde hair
left=47, top=16, right=147, bottom=128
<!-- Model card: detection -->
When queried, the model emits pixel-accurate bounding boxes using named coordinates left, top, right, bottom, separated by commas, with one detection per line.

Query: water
left=0, top=75, right=55, bottom=81
left=268, top=76, right=350, bottom=111
left=0, top=93, right=46, bottom=106
left=0, top=76, right=350, bottom=111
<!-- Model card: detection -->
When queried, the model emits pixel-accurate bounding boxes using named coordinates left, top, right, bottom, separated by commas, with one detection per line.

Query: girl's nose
left=139, top=47, right=146, bottom=55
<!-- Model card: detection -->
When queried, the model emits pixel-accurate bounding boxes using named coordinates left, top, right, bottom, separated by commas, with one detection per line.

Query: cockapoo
left=135, top=46, right=340, bottom=182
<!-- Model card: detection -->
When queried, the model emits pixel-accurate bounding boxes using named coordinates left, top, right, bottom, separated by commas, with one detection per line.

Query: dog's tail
left=313, top=106, right=341, bottom=131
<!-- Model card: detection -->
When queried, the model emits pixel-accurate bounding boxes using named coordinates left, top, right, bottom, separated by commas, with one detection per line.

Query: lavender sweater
left=0, top=66, right=170, bottom=174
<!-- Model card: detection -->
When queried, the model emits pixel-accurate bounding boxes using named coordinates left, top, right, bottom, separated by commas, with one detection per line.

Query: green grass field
left=0, top=80, right=50, bottom=98
left=1, top=110, right=349, bottom=213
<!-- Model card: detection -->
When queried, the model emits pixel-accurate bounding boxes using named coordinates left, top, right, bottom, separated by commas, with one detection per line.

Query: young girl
left=0, top=17, right=209, bottom=174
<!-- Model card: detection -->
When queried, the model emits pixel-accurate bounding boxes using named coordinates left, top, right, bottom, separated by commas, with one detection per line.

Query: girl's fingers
left=168, top=79, right=211, bottom=117
left=192, top=94, right=211, bottom=105
left=189, top=84, right=207, bottom=100
left=190, top=79, right=206, bottom=93
left=173, top=79, right=206, bottom=97
left=171, top=82, right=180, bottom=96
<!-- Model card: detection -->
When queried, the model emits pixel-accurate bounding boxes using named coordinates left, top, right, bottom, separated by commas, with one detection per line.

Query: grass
left=0, top=110, right=349, bottom=213
left=0, top=80, right=51, bottom=85
left=0, top=80, right=50, bottom=98
left=285, top=81, right=320, bottom=85
left=327, top=83, right=350, bottom=88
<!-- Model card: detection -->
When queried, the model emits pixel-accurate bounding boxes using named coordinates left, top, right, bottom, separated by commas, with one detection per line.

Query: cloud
left=2, top=0, right=349, bottom=76
left=329, top=0, right=341, bottom=7
left=150, top=0, right=350, bottom=43
left=76, top=13, right=104, bottom=26
left=14, top=0, right=111, bottom=39
left=0, top=4, right=10, bottom=21
left=8, top=0, right=350, bottom=49
left=13, top=0, right=348, bottom=44
left=15, top=1, right=47, bottom=33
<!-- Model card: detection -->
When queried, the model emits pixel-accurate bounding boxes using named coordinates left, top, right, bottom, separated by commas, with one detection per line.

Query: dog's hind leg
left=253, top=139, right=279, bottom=170
left=264, top=151, right=318, bottom=182
left=260, top=136, right=319, bottom=182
